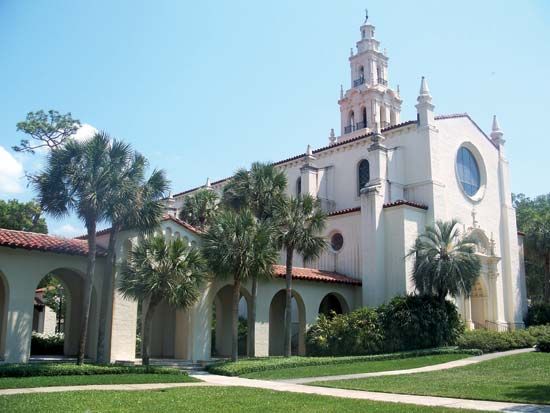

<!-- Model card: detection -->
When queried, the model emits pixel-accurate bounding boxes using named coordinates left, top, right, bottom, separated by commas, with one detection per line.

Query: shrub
left=30, top=332, right=64, bottom=355
left=526, top=303, right=550, bottom=326
left=536, top=335, right=550, bottom=352
left=379, top=295, right=464, bottom=352
left=0, top=363, right=185, bottom=378
left=306, top=307, right=383, bottom=356
left=457, top=325, right=550, bottom=353
left=305, top=295, right=462, bottom=356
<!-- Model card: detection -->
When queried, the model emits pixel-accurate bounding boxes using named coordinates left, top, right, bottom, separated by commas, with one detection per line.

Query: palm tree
left=34, top=132, right=127, bottom=364
left=117, top=236, right=208, bottom=366
left=202, top=209, right=279, bottom=361
left=408, top=220, right=481, bottom=301
left=221, top=162, right=287, bottom=356
left=96, top=155, right=169, bottom=363
left=178, top=189, right=219, bottom=230
left=275, top=195, right=327, bottom=357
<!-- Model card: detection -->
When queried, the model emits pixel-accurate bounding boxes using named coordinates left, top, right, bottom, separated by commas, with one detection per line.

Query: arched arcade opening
left=318, top=293, right=349, bottom=317
left=269, top=289, right=306, bottom=356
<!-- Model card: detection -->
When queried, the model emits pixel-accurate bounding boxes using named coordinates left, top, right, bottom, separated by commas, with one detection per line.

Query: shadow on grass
left=504, top=384, right=550, bottom=406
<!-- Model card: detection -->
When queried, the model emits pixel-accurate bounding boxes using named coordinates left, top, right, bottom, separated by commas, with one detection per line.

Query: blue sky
left=1, top=0, right=549, bottom=236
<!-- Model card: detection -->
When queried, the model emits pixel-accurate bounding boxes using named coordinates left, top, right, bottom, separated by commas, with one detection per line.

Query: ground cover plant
left=207, top=348, right=480, bottom=377
left=0, top=386, right=488, bottom=413
left=0, top=363, right=194, bottom=389
left=241, top=353, right=471, bottom=380
left=313, top=352, right=550, bottom=405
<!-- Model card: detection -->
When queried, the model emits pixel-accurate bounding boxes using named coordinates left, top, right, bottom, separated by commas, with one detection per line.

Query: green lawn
left=313, top=352, right=550, bottom=405
left=243, top=353, right=469, bottom=380
left=0, top=373, right=196, bottom=389
left=0, top=386, right=488, bottom=412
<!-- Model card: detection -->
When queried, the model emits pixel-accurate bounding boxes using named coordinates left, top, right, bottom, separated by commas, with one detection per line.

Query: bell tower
left=336, top=11, right=402, bottom=143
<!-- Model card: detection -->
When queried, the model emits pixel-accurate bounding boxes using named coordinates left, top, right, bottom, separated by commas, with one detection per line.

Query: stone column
left=4, top=278, right=34, bottom=363
left=463, top=296, right=474, bottom=330
left=360, top=133, right=388, bottom=307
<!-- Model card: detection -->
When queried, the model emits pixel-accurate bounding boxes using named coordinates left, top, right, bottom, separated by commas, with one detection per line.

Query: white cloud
left=0, top=146, right=24, bottom=195
left=72, top=124, right=98, bottom=142
left=52, top=223, right=84, bottom=238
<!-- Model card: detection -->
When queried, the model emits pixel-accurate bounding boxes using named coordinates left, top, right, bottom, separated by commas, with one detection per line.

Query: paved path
left=1, top=348, right=548, bottom=412
left=280, top=348, right=535, bottom=384
left=191, top=372, right=550, bottom=413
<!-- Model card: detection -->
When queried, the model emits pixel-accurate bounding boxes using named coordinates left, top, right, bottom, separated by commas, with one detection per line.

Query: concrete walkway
left=191, top=372, right=550, bottom=413
left=280, top=347, right=535, bottom=384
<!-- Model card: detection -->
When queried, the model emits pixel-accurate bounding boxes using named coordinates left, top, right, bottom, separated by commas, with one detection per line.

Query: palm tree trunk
left=78, top=219, right=97, bottom=365
left=283, top=247, right=293, bottom=357
left=248, top=276, right=257, bottom=357
left=142, top=299, right=158, bottom=367
left=96, top=225, right=120, bottom=363
left=232, top=277, right=241, bottom=362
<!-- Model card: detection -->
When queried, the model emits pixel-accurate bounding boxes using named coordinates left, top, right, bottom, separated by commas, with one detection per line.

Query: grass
left=207, top=348, right=481, bottom=376
left=313, top=352, right=550, bottom=405
left=0, top=386, right=488, bottom=412
left=242, top=353, right=470, bottom=380
left=0, top=373, right=196, bottom=389
left=0, top=362, right=195, bottom=389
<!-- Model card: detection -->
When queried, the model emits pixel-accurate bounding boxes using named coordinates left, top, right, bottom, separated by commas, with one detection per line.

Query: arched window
left=296, top=177, right=302, bottom=197
left=358, top=159, right=370, bottom=194
left=359, top=66, right=364, bottom=80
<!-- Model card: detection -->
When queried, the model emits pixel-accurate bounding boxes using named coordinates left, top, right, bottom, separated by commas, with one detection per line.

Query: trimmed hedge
left=526, top=303, right=550, bottom=326
left=457, top=325, right=550, bottom=353
left=537, top=335, right=550, bottom=352
left=306, top=295, right=463, bottom=357
left=30, top=333, right=64, bottom=356
left=0, top=363, right=185, bottom=378
left=206, top=348, right=481, bottom=377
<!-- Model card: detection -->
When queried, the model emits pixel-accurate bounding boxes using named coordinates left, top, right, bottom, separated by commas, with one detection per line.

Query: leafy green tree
left=0, top=199, right=47, bottom=233
left=221, top=162, right=287, bottom=356
left=202, top=209, right=279, bottom=361
left=514, top=193, right=550, bottom=303
left=408, top=220, right=481, bottom=301
left=34, top=132, right=132, bottom=365
left=41, top=278, right=67, bottom=333
left=96, top=154, right=169, bottom=362
left=178, top=189, right=219, bottom=230
left=118, top=236, right=207, bottom=366
left=275, top=195, right=327, bottom=357
left=13, top=110, right=81, bottom=153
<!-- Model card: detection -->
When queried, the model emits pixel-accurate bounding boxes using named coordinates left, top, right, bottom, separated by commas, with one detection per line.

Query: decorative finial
left=490, top=115, right=505, bottom=145
left=340, top=84, right=344, bottom=99
left=205, top=177, right=212, bottom=188
left=365, top=8, right=369, bottom=22
left=350, top=47, right=354, bottom=57
left=306, top=144, right=313, bottom=156
left=397, top=84, right=400, bottom=96
left=419, top=76, right=430, bottom=96
left=329, top=128, right=336, bottom=144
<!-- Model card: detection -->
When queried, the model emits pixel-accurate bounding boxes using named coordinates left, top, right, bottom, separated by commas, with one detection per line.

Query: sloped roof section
left=0, top=228, right=107, bottom=257
left=273, top=265, right=361, bottom=286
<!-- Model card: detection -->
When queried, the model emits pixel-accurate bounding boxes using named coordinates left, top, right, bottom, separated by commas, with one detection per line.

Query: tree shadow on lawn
left=503, top=384, right=550, bottom=406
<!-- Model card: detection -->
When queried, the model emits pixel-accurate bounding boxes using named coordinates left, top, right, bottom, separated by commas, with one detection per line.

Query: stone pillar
left=360, top=133, right=388, bottom=307
left=300, top=147, right=318, bottom=198
left=253, top=287, right=270, bottom=357
left=4, top=279, right=34, bottom=363
left=463, top=296, right=474, bottom=330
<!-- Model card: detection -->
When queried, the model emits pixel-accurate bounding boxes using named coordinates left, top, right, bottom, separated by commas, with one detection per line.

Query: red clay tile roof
left=0, top=228, right=107, bottom=257
left=173, top=113, right=495, bottom=199
left=273, top=265, right=361, bottom=286
left=328, top=207, right=361, bottom=217
left=383, top=200, right=428, bottom=210
left=75, top=215, right=201, bottom=240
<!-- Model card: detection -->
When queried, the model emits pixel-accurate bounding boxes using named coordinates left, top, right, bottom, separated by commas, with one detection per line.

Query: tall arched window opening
left=358, top=159, right=370, bottom=195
